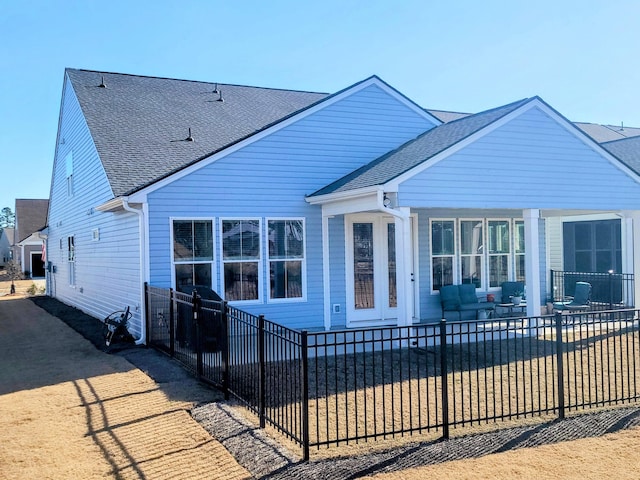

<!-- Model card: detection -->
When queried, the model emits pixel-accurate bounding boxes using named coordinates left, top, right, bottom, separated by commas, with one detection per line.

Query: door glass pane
left=387, top=223, right=397, bottom=308
left=354, top=223, right=374, bottom=309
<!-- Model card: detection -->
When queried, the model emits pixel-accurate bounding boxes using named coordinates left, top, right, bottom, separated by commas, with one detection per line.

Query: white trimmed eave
left=123, top=77, right=440, bottom=201
left=390, top=98, right=640, bottom=188
left=96, top=197, right=143, bottom=213
left=306, top=186, right=392, bottom=216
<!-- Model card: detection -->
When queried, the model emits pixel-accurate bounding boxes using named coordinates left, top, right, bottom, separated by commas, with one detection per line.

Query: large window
left=172, top=220, right=213, bottom=289
left=222, top=219, right=261, bottom=301
left=430, top=218, right=524, bottom=292
left=268, top=219, right=305, bottom=300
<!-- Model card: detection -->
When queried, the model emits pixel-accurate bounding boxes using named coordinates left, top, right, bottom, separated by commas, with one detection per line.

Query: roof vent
left=98, top=75, right=106, bottom=88
left=185, top=128, right=194, bottom=142
left=212, top=83, right=218, bottom=94
left=217, top=90, right=224, bottom=102
left=620, top=121, right=624, bottom=131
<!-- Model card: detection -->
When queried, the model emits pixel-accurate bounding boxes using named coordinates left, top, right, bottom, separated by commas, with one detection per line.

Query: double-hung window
left=431, top=220, right=455, bottom=291
left=514, top=220, right=525, bottom=282
left=222, top=219, right=261, bottom=301
left=68, top=236, right=75, bottom=286
left=172, top=220, right=214, bottom=288
left=267, top=219, right=305, bottom=300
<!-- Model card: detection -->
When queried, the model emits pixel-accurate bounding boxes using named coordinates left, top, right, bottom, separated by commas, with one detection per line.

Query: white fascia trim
left=96, top=197, right=126, bottom=212
left=306, top=186, right=383, bottom=205
left=128, top=77, right=438, bottom=201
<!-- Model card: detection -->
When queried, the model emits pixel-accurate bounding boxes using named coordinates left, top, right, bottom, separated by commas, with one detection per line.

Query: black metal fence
left=145, top=284, right=640, bottom=460
left=550, top=269, right=635, bottom=310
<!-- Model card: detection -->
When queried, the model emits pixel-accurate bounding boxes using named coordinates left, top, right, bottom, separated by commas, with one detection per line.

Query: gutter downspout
left=376, top=189, right=413, bottom=327
left=122, top=199, right=147, bottom=345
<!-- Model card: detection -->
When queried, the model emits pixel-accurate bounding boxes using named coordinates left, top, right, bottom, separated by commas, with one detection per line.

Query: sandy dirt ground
left=2, top=289, right=640, bottom=479
left=0, top=296, right=250, bottom=480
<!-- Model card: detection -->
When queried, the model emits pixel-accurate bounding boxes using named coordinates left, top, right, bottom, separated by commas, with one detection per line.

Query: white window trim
left=430, top=218, right=525, bottom=294
left=220, top=217, right=263, bottom=305
left=170, top=217, right=216, bottom=291
left=266, top=217, right=307, bottom=304
left=429, top=218, right=458, bottom=294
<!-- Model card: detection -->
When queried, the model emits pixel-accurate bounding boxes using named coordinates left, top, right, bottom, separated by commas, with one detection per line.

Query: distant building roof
left=15, top=199, right=48, bottom=244
left=1, top=227, right=14, bottom=245
left=601, top=136, right=640, bottom=174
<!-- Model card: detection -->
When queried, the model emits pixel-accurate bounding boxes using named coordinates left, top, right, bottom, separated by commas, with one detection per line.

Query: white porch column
left=322, top=212, right=332, bottom=331
left=394, top=208, right=413, bottom=327
left=629, top=212, right=640, bottom=309
left=524, top=209, right=542, bottom=317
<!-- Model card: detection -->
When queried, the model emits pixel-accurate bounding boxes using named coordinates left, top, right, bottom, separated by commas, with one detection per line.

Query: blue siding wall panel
left=148, top=84, right=435, bottom=329
left=400, top=107, right=640, bottom=209
left=47, top=76, right=143, bottom=337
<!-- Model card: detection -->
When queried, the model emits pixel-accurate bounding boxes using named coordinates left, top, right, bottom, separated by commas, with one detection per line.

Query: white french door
left=346, top=214, right=414, bottom=327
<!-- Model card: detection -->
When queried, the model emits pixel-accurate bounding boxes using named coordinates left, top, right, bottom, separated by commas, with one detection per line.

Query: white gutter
left=121, top=198, right=147, bottom=346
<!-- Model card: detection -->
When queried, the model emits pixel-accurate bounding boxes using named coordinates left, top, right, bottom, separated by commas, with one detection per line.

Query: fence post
left=193, top=290, right=203, bottom=379
left=555, top=312, right=565, bottom=419
left=439, top=319, right=450, bottom=440
left=169, top=288, right=175, bottom=357
left=222, top=300, right=230, bottom=400
left=258, top=315, right=266, bottom=429
left=301, top=330, right=310, bottom=462
left=144, top=282, right=150, bottom=347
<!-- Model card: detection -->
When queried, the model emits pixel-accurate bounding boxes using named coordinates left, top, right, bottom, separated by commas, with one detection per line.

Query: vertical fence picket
left=440, top=319, right=450, bottom=439
left=301, top=330, right=310, bottom=462
left=258, top=315, right=266, bottom=429
left=169, top=287, right=175, bottom=357
left=555, top=312, right=565, bottom=419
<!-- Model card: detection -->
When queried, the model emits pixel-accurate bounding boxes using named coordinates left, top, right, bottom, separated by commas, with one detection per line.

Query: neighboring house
left=0, top=227, right=14, bottom=267
left=13, top=199, right=48, bottom=278
left=46, top=68, right=640, bottom=343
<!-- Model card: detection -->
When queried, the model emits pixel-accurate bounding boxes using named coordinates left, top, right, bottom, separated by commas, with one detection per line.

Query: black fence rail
left=145, top=284, right=640, bottom=460
left=550, top=269, right=635, bottom=310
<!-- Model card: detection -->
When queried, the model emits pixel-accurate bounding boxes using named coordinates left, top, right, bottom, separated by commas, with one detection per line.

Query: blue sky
left=1, top=0, right=639, bottom=212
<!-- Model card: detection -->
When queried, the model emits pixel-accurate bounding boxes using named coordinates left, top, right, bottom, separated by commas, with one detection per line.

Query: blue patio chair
left=553, top=281, right=591, bottom=313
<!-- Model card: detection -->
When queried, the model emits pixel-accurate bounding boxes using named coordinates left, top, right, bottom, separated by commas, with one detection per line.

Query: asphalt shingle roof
left=601, top=136, right=640, bottom=174
left=15, top=199, right=48, bottom=243
left=66, top=69, right=328, bottom=197
left=310, top=98, right=531, bottom=197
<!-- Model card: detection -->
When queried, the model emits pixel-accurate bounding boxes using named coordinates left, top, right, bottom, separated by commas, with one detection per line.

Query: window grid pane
left=223, top=220, right=260, bottom=260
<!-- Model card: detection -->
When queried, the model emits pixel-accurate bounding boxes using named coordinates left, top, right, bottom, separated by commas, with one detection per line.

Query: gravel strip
left=193, top=401, right=640, bottom=479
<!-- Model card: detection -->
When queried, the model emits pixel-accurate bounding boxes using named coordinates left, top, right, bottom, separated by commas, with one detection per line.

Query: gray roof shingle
left=66, top=69, right=328, bottom=197
left=601, top=136, right=640, bottom=174
left=309, top=98, right=530, bottom=197
left=15, top=199, right=48, bottom=243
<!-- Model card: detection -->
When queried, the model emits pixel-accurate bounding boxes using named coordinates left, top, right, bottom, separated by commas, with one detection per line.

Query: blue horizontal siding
left=47, top=76, right=143, bottom=336
left=400, top=106, right=640, bottom=210
left=147, top=83, right=436, bottom=329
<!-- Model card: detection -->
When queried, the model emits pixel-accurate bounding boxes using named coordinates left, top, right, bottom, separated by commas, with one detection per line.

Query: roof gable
left=309, top=98, right=530, bottom=197
left=66, top=69, right=329, bottom=197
